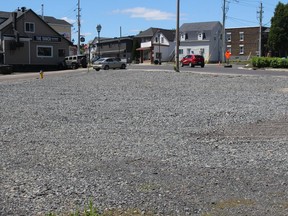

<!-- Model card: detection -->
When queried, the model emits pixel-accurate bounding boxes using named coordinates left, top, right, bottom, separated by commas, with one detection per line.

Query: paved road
left=1, top=64, right=288, bottom=82
left=128, top=63, right=288, bottom=77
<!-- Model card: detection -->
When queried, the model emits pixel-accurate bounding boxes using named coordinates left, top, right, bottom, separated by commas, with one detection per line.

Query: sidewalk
left=0, top=68, right=87, bottom=81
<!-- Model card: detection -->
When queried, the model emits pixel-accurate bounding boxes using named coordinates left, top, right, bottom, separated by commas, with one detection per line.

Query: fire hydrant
left=39, top=70, right=44, bottom=79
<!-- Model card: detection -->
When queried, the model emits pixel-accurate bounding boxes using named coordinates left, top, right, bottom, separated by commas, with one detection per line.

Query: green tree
left=268, top=2, right=288, bottom=57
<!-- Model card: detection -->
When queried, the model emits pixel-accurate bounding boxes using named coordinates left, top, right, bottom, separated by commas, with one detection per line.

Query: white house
left=179, top=21, right=223, bottom=63
left=136, top=28, right=175, bottom=64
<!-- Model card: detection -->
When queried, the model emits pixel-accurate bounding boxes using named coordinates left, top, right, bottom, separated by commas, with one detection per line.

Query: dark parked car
left=180, top=54, right=205, bottom=68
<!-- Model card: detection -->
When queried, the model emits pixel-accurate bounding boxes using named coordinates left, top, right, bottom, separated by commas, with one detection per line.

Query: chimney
left=12, top=12, right=17, bottom=30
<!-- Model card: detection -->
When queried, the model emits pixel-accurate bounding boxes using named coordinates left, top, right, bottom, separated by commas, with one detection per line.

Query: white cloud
left=61, top=17, right=76, bottom=24
left=113, top=7, right=175, bottom=20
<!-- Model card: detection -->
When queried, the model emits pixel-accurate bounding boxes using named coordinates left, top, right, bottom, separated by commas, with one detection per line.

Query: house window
left=179, top=49, right=183, bottom=54
left=155, top=37, right=158, bottom=43
left=37, top=46, right=53, bottom=57
left=187, top=48, right=191, bottom=54
left=181, top=33, right=188, bottom=41
left=25, top=22, right=35, bottom=33
left=239, top=45, right=244, bottom=54
left=161, top=37, right=164, bottom=43
left=197, top=33, right=206, bottom=40
left=156, top=52, right=162, bottom=59
left=226, top=32, right=231, bottom=42
left=58, top=49, right=65, bottom=57
left=200, top=48, right=204, bottom=55
left=202, top=33, right=206, bottom=39
left=239, top=32, right=244, bottom=41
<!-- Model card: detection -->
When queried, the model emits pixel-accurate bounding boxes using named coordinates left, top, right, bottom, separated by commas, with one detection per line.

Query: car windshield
left=97, top=58, right=106, bottom=62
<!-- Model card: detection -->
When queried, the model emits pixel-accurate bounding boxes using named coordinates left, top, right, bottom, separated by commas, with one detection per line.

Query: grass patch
left=46, top=200, right=155, bottom=216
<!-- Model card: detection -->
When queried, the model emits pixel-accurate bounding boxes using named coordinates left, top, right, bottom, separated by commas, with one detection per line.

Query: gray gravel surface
left=1, top=69, right=288, bottom=215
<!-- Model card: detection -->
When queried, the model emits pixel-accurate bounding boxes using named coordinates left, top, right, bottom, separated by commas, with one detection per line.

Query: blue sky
left=2, top=0, right=282, bottom=44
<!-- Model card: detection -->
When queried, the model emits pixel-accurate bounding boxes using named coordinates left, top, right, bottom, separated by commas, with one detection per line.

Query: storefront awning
left=136, top=47, right=152, bottom=51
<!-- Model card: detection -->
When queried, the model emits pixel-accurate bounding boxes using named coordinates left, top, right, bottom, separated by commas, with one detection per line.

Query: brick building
left=225, top=26, right=269, bottom=60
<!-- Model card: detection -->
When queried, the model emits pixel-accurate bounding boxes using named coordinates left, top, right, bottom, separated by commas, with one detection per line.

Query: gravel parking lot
left=1, top=69, right=288, bottom=215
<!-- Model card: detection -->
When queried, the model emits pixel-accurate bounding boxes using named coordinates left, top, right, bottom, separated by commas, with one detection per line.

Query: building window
left=202, top=33, right=206, bottom=39
left=155, top=37, right=158, bottom=43
left=198, top=33, right=203, bottom=40
left=179, top=49, right=183, bottom=54
left=239, top=32, right=244, bottom=41
left=187, top=48, right=191, bottom=54
left=226, top=32, right=231, bottom=42
left=185, top=33, right=188, bottom=40
left=181, top=33, right=188, bottom=41
left=58, top=49, right=65, bottom=57
left=227, top=45, right=231, bottom=53
left=239, top=45, right=244, bottom=54
left=156, top=52, right=162, bottom=59
left=25, top=22, right=35, bottom=33
left=161, top=37, right=164, bottom=43
left=37, top=46, right=53, bottom=57
left=200, top=48, right=205, bottom=55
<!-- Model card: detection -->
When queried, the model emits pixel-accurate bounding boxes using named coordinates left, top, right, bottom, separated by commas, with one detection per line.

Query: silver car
left=93, top=57, right=126, bottom=71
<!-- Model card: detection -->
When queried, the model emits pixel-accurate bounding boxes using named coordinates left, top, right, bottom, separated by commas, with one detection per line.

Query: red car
left=180, top=54, right=205, bottom=68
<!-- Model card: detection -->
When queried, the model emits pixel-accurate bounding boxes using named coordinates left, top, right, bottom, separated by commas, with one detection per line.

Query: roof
left=0, top=9, right=71, bottom=28
left=0, top=11, right=10, bottom=25
left=135, top=27, right=175, bottom=41
left=43, top=16, right=72, bottom=26
left=135, top=27, right=158, bottom=38
left=0, top=8, right=73, bottom=45
left=180, top=21, right=222, bottom=32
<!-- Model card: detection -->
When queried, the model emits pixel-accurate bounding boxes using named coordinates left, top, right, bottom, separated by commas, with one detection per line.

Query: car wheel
left=95, top=68, right=100, bottom=71
left=201, top=64, right=205, bottom=68
left=190, top=63, right=195, bottom=67
left=180, top=62, right=184, bottom=67
left=72, top=63, right=78, bottom=69
left=120, top=64, right=126, bottom=69
left=104, top=65, right=109, bottom=70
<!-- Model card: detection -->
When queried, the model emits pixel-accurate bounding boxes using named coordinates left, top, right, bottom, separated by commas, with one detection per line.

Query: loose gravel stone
left=0, top=69, right=288, bottom=215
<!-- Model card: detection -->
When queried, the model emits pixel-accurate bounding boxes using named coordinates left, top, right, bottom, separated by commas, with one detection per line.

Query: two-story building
left=135, top=28, right=176, bottom=64
left=0, top=7, right=73, bottom=71
left=225, top=26, right=270, bottom=60
left=179, top=21, right=223, bottom=63
left=90, top=36, right=134, bottom=63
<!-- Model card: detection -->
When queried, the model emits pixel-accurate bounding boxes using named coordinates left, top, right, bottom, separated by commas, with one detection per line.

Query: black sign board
left=34, top=36, right=61, bottom=42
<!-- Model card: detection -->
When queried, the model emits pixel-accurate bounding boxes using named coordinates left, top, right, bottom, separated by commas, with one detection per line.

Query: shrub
left=251, top=57, right=288, bottom=68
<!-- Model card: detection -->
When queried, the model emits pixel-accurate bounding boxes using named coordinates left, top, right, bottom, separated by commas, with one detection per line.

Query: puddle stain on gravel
left=203, top=199, right=256, bottom=215
left=278, top=88, right=288, bottom=93
left=138, top=183, right=160, bottom=192
left=212, top=198, right=255, bottom=209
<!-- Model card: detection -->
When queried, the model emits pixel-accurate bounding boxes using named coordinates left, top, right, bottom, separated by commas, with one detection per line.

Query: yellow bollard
left=40, top=70, right=44, bottom=79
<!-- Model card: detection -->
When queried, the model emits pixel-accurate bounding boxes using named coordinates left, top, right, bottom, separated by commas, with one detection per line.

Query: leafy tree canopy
left=268, top=2, right=288, bottom=57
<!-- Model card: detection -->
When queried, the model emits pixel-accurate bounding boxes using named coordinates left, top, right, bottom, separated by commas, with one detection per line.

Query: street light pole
left=175, top=0, right=180, bottom=72
left=96, top=24, right=102, bottom=57
left=77, top=0, right=81, bottom=55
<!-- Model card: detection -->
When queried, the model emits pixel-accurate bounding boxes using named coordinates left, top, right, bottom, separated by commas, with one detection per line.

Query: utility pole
left=222, top=0, right=238, bottom=63
left=222, top=0, right=227, bottom=63
left=258, top=1, right=263, bottom=57
left=77, top=0, right=81, bottom=55
left=118, top=26, right=122, bottom=58
left=41, top=4, right=44, bottom=20
left=175, top=0, right=180, bottom=72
